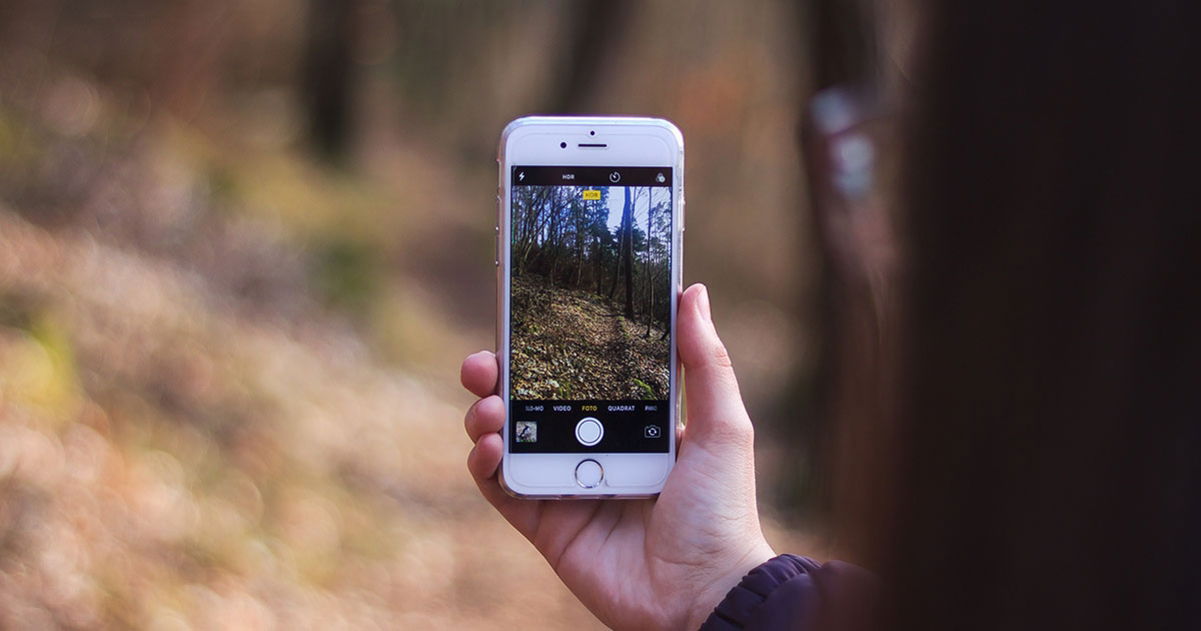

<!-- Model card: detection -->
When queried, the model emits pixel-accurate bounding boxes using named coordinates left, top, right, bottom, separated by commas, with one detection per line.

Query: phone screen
left=508, top=166, right=673, bottom=454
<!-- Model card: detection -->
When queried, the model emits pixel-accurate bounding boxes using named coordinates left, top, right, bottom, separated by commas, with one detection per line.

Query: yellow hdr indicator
left=581, top=189, right=601, bottom=200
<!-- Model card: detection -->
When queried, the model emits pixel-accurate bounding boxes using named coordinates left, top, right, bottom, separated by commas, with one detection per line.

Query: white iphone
left=496, top=116, right=684, bottom=498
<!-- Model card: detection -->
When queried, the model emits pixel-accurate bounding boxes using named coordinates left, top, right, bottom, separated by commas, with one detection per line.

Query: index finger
left=460, top=350, right=499, bottom=398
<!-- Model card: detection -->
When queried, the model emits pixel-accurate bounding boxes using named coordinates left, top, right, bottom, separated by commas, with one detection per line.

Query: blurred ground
left=1, top=1, right=824, bottom=628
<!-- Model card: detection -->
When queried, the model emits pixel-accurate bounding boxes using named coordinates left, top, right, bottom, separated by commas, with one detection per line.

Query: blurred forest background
left=0, top=0, right=839, bottom=628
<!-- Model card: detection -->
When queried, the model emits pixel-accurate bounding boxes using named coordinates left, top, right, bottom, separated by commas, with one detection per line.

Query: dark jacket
left=700, top=555, right=874, bottom=631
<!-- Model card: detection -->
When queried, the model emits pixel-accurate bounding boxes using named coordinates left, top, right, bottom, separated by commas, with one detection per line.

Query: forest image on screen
left=510, top=183, right=671, bottom=401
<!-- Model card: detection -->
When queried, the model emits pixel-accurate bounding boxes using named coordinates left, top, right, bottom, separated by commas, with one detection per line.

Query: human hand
left=461, top=284, right=774, bottom=630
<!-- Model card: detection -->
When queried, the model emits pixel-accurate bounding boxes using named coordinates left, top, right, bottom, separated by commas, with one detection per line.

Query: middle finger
left=465, top=395, right=505, bottom=442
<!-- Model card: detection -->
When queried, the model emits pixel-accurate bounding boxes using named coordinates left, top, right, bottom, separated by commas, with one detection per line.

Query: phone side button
left=574, top=459, right=604, bottom=488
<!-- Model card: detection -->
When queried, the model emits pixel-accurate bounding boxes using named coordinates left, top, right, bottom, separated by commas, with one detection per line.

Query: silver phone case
left=496, top=116, right=684, bottom=499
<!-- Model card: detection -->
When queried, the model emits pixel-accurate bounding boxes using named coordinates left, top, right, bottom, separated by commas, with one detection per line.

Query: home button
left=575, top=417, right=604, bottom=447
left=574, top=459, right=604, bottom=488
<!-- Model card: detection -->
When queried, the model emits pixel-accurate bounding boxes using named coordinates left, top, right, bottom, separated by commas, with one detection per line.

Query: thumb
left=677, top=284, right=754, bottom=447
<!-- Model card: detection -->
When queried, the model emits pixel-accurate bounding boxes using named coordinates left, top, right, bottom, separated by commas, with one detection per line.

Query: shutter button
left=575, top=417, right=603, bottom=446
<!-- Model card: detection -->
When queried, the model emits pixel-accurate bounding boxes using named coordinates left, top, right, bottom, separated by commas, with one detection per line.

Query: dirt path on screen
left=509, top=273, right=669, bottom=400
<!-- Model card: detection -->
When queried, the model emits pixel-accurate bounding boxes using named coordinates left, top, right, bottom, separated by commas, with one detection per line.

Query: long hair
left=877, top=1, right=1201, bottom=627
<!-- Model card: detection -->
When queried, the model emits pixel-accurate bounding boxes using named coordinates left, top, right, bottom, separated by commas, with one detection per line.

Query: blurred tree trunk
left=156, top=0, right=228, bottom=122
left=548, top=0, right=635, bottom=113
left=778, top=0, right=881, bottom=517
left=302, top=0, right=361, bottom=162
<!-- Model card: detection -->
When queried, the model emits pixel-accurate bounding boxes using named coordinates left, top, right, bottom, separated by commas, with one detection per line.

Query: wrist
left=683, top=540, right=776, bottom=630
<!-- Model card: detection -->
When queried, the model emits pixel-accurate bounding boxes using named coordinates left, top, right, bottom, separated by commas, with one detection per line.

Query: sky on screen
left=604, top=186, right=668, bottom=232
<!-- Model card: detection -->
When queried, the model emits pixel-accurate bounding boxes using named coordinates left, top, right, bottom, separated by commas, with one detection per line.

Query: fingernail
left=697, top=284, right=712, bottom=322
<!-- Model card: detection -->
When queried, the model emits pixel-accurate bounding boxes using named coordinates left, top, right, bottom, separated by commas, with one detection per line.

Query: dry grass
left=1, top=204, right=613, bottom=628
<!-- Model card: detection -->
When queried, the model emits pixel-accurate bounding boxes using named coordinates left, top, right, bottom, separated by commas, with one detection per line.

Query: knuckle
left=714, top=414, right=755, bottom=447
left=464, top=398, right=491, bottom=437
left=480, top=395, right=502, bottom=418
left=710, top=343, right=735, bottom=369
left=740, top=417, right=756, bottom=444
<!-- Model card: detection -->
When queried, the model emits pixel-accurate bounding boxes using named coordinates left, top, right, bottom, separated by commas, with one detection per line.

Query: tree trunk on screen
left=518, top=187, right=551, bottom=275
left=575, top=198, right=585, bottom=287
left=645, top=193, right=654, bottom=337
left=547, top=190, right=562, bottom=287
left=608, top=223, right=623, bottom=300
left=594, top=231, right=604, bottom=295
left=622, top=187, right=635, bottom=318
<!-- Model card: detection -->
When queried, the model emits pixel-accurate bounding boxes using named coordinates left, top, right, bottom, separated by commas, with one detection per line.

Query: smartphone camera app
left=508, top=166, right=673, bottom=454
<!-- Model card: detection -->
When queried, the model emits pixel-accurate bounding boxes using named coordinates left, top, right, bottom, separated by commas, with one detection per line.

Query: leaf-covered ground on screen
left=510, top=274, right=670, bottom=400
